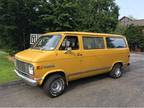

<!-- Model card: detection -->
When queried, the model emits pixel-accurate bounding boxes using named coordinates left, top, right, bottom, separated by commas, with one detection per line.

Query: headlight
left=28, top=64, right=34, bottom=75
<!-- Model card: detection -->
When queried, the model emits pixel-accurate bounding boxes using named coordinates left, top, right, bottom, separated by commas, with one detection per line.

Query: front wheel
left=43, top=74, right=66, bottom=98
left=109, top=64, right=123, bottom=79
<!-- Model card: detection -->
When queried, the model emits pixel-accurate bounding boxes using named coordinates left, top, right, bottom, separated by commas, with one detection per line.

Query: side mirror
left=64, top=47, right=72, bottom=54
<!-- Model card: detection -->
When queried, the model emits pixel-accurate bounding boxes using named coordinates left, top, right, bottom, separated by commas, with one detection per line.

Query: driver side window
left=59, top=36, right=79, bottom=50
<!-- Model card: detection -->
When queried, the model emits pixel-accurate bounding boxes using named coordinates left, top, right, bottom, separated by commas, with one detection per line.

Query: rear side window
left=106, top=37, right=126, bottom=48
left=83, top=37, right=105, bottom=49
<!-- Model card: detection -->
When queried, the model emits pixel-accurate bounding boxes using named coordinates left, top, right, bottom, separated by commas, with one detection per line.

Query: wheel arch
left=40, top=70, right=68, bottom=86
left=111, top=61, right=124, bottom=69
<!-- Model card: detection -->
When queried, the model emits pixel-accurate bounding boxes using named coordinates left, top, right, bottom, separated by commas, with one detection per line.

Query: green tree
left=40, top=0, right=80, bottom=31
left=0, top=0, right=119, bottom=54
left=77, top=0, right=119, bottom=33
left=40, top=0, right=119, bottom=32
left=124, top=25, right=144, bottom=51
left=114, top=23, right=127, bottom=35
left=0, top=0, right=43, bottom=53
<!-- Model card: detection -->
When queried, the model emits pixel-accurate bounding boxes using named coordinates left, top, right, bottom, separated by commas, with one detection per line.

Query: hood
left=15, top=49, right=54, bottom=63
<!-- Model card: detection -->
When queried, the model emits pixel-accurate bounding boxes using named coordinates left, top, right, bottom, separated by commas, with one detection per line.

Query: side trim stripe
left=69, top=66, right=111, bottom=76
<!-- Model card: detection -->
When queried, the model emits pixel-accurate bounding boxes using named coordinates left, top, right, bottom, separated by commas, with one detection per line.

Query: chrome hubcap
left=50, top=79, right=64, bottom=94
left=115, top=68, right=121, bottom=77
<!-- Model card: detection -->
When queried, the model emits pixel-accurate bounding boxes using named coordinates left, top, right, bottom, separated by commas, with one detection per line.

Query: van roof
left=42, top=31, right=123, bottom=37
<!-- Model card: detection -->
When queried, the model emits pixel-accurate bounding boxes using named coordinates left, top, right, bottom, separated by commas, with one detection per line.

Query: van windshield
left=32, top=35, right=61, bottom=51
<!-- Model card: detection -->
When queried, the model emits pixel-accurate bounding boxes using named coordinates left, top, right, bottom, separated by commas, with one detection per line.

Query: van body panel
left=15, top=49, right=55, bottom=63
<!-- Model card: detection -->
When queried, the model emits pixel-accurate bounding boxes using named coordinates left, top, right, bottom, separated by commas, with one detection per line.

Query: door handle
left=77, top=53, right=83, bottom=56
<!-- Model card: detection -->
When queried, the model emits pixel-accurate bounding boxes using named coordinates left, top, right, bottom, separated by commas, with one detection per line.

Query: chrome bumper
left=15, top=70, right=37, bottom=86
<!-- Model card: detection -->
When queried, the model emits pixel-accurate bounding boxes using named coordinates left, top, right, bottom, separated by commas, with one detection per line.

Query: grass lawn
left=0, top=50, right=19, bottom=84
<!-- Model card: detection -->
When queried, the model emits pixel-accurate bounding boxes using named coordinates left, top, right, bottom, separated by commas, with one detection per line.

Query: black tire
left=109, top=64, right=123, bottom=79
left=43, top=74, right=66, bottom=98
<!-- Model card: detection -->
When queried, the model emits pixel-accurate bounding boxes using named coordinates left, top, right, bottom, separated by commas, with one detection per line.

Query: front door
left=56, top=35, right=83, bottom=80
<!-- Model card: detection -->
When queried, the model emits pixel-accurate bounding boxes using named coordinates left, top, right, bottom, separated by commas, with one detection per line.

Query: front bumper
left=15, top=70, right=37, bottom=86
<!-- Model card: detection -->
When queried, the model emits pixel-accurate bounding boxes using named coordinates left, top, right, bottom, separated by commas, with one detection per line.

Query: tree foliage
left=0, top=0, right=44, bottom=52
left=40, top=0, right=80, bottom=31
left=0, top=0, right=119, bottom=54
left=124, top=25, right=144, bottom=51
left=114, top=23, right=126, bottom=35
left=77, top=0, right=119, bottom=32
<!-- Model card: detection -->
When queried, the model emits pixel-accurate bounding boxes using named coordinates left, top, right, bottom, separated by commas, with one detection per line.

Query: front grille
left=15, top=60, right=29, bottom=75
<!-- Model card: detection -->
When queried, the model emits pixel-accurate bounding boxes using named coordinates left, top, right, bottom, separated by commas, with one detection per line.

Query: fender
left=111, top=60, right=124, bottom=70
left=39, top=69, right=69, bottom=85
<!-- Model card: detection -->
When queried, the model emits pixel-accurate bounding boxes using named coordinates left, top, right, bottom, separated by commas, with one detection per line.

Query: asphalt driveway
left=0, top=53, right=144, bottom=107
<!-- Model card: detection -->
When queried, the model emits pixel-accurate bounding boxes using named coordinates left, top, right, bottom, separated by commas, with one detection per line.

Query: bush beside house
left=117, top=16, right=144, bottom=52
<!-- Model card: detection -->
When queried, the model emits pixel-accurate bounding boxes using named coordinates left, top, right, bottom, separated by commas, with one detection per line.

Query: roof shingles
left=120, top=16, right=144, bottom=26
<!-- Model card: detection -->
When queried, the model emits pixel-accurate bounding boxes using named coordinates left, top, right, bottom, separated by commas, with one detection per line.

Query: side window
left=83, top=37, right=105, bottom=49
left=59, top=36, right=79, bottom=50
left=106, top=37, right=126, bottom=48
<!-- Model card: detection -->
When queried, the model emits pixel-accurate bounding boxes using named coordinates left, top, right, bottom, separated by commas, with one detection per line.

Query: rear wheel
left=109, top=64, right=123, bottom=79
left=43, top=74, right=66, bottom=98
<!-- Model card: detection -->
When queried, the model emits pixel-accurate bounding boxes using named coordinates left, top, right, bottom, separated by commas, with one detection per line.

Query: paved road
left=0, top=53, right=144, bottom=107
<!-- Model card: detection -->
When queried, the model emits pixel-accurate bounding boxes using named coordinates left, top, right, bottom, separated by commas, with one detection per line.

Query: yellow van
left=15, top=32, right=130, bottom=97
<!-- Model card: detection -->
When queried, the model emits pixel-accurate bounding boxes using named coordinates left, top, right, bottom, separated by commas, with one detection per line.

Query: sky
left=116, top=0, right=144, bottom=19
